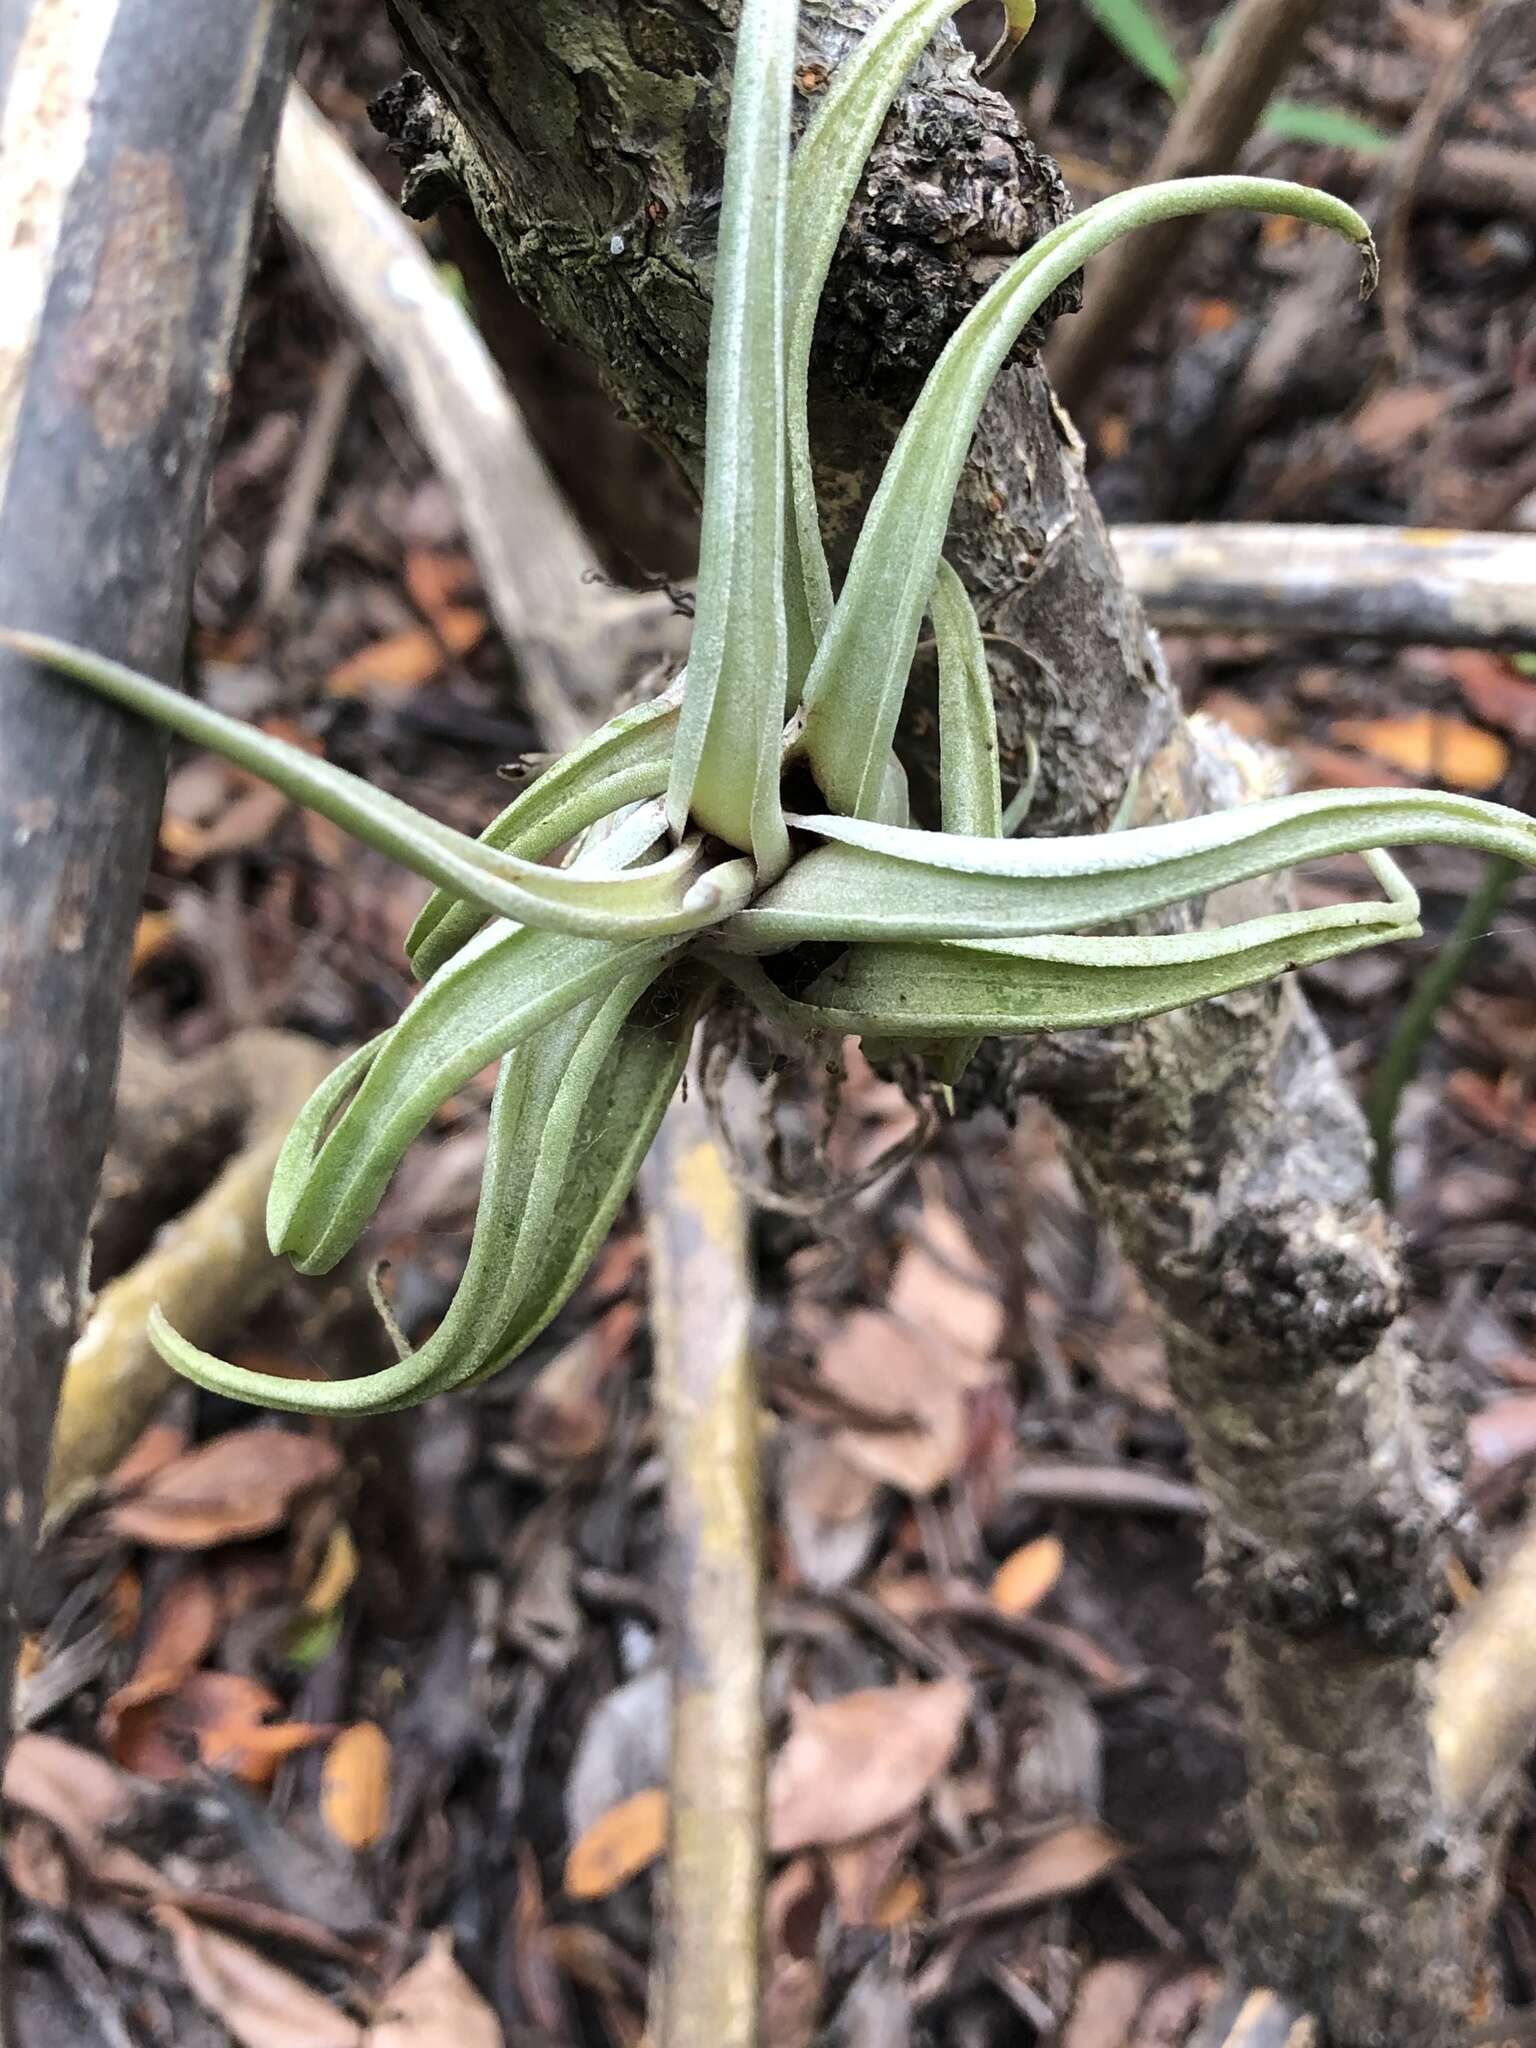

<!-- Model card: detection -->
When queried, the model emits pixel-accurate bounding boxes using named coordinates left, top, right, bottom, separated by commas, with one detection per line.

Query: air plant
left=9, top=0, right=1533, bottom=1417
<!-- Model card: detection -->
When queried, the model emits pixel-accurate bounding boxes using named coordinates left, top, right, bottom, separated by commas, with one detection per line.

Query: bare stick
left=1112, top=523, right=1536, bottom=648
left=47, top=1031, right=336, bottom=1521
left=273, top=86, right=686, bottom=749
left=1047, top=0, right=1334, bottom=410
left=259, top=339, right=366, bottom=621
left=640, top=1076, right=763, bottom=2048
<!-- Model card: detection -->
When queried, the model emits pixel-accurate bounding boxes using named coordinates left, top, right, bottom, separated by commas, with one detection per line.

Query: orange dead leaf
left=1329, top=711, right=1508, bottom=793
left=768, top=1680, right=970, bottom=1853
left=131, top=909, right=177, bottom=973
left=404, top=549, right=479, bottom=624
left=564, top=1787, right=668, bottom=1901
left=102, top=1569, right=220, bottom=1734
left=322, top=1723, right=392, bottom=1851
left=106, top=1427, right=341, bottom=1548
left=113, top=1670, right=330, bottom=1787
left=871, top=1872, right=925, bottom=1928
left=1192, top=297, right=1235, bottom=336
left=990, top=1534, right=1065, bottom=1616
left=327, top=629, right=442, bottom=697
left=302, top=1524, right=360, bottom=1619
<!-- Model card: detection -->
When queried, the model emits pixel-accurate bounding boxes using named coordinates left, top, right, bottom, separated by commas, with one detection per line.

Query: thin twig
left=258, top=338, right=365, bottom=621
left=273, top=86, right=687, bottom=750
left=1046, top=0, right=1335, bottom=410
left=640, top=1074, right=763, bottom=2048
left=47, top=1031, right=337, bottom=1520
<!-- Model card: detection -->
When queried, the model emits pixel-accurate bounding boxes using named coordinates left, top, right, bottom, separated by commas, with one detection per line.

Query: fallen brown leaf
left=821, top=1311, right=968, bottom=1496
left=322, top=1723, right=392, bottom=1851
left=106, top=1426, right=341, bottom=1548
left=934, top=1820, right=1123, bottom=1927
left=159, top=1904, right=363, bottom=2048
left=113, top=1669, right=330, bottom=1786
left=102, top=1568, right=221, bottom=1734
left=1329, top=711, right=1509, bottom=793
left=889, top=1179, right=1004, bottom=1366
left=3, top=1733, right=158, bottom=1892
left=1447, top=1069, right=1536, bottom=1149
left=1350, top=383, right=1450, bottom=456
left=768, top=1679, right=970, bottom=1854
left=404, top=549, right=479, bottom=626
left=368, top=1931, right=502, bottom=2048
left=1061, top=1958, right=1156, bottom=2048
left=1440, top=649, right=1536, bottom=744
left=990, top=1535, right=1065, bottom=1617
left=564, top=1786, right=668, bottom=1900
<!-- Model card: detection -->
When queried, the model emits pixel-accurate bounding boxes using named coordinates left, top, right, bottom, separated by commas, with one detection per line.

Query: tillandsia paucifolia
left=8, top=0, right=1536, bottom=1416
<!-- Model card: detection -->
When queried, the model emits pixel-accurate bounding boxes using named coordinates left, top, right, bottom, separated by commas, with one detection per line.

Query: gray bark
left=378, top=3, right=1485, bottom=2036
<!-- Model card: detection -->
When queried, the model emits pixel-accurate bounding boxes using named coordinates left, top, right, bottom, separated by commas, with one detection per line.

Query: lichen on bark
left=378, top=3, right=1488, bottom=2036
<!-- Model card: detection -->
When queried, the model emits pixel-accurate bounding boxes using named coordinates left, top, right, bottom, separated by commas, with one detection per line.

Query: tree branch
left=0, top=0, right=301, bottom=1840
left=381, top=4, right=1496, bottom=2032
left=1046, top=0, right=1335, bottom=411
left=640, top=1077, right=764, bottom=2048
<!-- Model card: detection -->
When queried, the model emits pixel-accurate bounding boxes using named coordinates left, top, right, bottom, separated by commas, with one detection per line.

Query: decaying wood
left=640, top=1081, right=764, bottom=2048
left=0, top=0, right=302, bottom=1886
left=1111, top=522, right=1536, bottom=648
left=47, top=1031, right=337, bottom=1522
left=274, top=85, right=688, bottom=752
left=1045, top=0, right=1335, bottom=411
left=382, top=5, right=1501, bottom=2033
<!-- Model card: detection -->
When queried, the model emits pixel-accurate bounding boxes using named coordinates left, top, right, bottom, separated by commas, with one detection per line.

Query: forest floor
left=10, top=2, right=1536, bottom=2044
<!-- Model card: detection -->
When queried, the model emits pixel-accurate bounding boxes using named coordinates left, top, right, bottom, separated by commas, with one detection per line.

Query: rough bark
left=379, top=3, right=1485, bottom=2036
left=0, top=0, right=302, bottom=1788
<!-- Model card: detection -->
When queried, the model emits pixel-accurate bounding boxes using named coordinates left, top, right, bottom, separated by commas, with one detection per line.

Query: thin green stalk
left=1367, top=855, right=1520, bottom=1203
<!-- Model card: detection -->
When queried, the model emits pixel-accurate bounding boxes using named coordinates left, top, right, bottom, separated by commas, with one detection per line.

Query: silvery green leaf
left=448, top=965, right=709, bottom=1396
left=408, top=681, right=682, bottom=977
left=712, top=865, right=1420, bottom=1038
left=782, top=0, right=967, bottom=674
left=153, top=983, right=634, bottom=1417
left=665, top=0, right=794, bottom=875
left=793, top=177, right=1374, bottom=819
left=5, top=630, right=722, bottom=940
left=926, top=559, right=1001, bottom=1079
left=931, top=560, right=1002, bottom=839
left=271, top=922, right=678, bottom=1275
left=723, top=787, right=1535, bottom=949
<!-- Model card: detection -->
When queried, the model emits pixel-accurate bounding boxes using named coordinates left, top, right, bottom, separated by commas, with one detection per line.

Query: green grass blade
left=665, top=0, right=795, bottom=875
left=1079, top=0, right=1186, bottom=97
left=1261, top=100, right=1396, bottom=156
left=793, top=177, right=1373, bottom=821
left=721, top=787, right=1534, bottom=949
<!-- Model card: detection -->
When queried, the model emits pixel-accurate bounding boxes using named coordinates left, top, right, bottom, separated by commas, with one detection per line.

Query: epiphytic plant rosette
left=10, top=0, right=1534, bottom=1415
